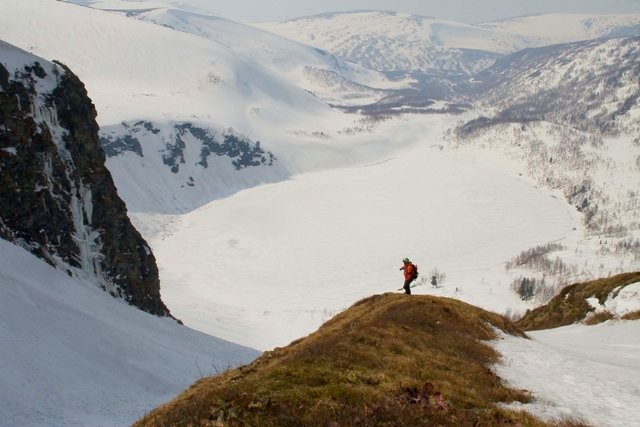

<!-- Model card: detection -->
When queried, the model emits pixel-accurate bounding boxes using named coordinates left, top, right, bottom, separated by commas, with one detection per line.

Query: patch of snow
left=494, top=322, right=640, bottom=427
left=605, top=282, right=640, bottom=317
left=586, top=296, right=604, bottom=312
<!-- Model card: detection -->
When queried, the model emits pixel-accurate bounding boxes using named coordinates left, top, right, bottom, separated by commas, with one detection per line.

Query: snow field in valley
left=143, top=118, right=576, bottom=350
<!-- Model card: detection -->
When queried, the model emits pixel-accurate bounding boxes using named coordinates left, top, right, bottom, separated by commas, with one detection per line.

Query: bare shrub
left=505, top=243, right=570, bottom=275
left=584, top=311, right=614, bottom=325
left=615, top=238, right=640, bottom=261
left=511, top=277, right=541, bottom=301
left=510, top=275, right=569, bottom=303
left=430, top=267, right=446, bottom=284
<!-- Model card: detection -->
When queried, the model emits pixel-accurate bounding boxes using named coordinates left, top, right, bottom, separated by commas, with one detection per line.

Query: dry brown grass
left=583, top=311, right=614, bottom=326
left=134, top=294, right=581, bottom=427
left=517, top=272, right=640, bottom=331
left=621, top=310, right=640, bottom=321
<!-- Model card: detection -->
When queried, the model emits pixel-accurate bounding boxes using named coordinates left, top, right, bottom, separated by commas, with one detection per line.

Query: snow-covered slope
left=0, top=0, right=358, bottom=215
left=256, top=11, right=640, bottom=75
left=479, top=13, right=640, bottom=46
left=118, top=7, right=407, bottom=106
left=494, top=320, right=640, bottom=426
left=99, top=120, right=287, bottom=213
left=0, top=238, right=259, bottom=427
left=256, top=11, right=507, bottom=74
left=455, top=37, right=640, bottom=262
left=469, top=37, right=640, bottom=133
left=0, top=0, right=328, bottom=129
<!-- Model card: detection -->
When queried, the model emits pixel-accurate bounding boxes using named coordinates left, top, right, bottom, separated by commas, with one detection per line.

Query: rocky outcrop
left=100, top=120, right=276, bottom=173
left=0, top=42, right=169, bottom=316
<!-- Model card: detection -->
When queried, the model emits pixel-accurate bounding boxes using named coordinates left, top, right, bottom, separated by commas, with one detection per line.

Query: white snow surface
left=0, top=0, right=331, bottom=131
left=125, top=7, right=408, bottom=104
left=255, top=11, right=640, bottom=73
left=494, top=321, right=640, bottom=427
left=146, top=121, right=576, bottom=350
left=479, top=13, right=640, bottom=46
left=0, top=40, right=62, bottom=94
left=588, top=282, right=640, bottom=318
left=0, top=239, right=259, bottom=427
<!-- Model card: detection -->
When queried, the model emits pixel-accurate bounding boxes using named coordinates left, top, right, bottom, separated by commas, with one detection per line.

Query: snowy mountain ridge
left=256, top=11, right=640, bottom=75
left=124, top=7, right=408, bottom=106
left=0, top=0, right=330, bottom=129
left=0, top=0, right=361, bottom=216
left=256, top=11, right=506, bottom=75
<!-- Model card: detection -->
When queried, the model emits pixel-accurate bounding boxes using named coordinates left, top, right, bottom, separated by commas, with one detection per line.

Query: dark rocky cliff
left=0, top=43, right=170, bottom=316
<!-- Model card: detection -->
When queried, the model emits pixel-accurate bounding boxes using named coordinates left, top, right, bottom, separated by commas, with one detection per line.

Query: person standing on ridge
left=399, top=258, right=418, bottom=295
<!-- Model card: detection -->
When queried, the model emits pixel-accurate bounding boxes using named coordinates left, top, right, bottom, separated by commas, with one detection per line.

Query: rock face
left=0, top=41, right=169, bottom=316
left=100, top=121, right=276, bottom=173
left=98, top=119, right=287, bottom=214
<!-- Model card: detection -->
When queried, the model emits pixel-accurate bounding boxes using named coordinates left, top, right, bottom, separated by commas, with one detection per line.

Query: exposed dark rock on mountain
left=100, top=120, right=276, bottom=173
left=0, top=44, right=170, bottom=316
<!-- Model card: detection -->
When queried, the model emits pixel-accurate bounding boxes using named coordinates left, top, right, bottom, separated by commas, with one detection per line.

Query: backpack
left=411, top=263, right=419, bottom=280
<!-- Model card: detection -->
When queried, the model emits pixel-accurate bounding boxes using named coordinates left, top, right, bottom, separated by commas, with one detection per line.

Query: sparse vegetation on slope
left=517, top=272, right=640, bottom=330
left=135, top=294, right=583, bottom=427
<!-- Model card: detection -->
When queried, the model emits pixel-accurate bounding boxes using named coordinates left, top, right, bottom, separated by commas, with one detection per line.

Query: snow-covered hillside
left=0, top=0, right=330, bottom=129
left=256, top=11, right=507, bottom=74
left=0, top=0, right=358, bottom=215
left=0, top=238, right=259, bottom=427
left=450, top=37, right=640, bottom=300
left=479, top=13, right=640, bottom=45
left=99, top=120, right=287, bottom=213
left=118, top=7, right=407, bottom=106
left=470, top=37, right=640, bottom=133
left=256, top=11, right=640, bottom=74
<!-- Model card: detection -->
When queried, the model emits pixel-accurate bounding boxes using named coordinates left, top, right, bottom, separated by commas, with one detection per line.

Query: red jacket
left=401, top=263, right=416, bottom=281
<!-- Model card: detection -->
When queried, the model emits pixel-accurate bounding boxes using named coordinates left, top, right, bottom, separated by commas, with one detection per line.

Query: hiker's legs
left=403, top=280, right=412, bottom=295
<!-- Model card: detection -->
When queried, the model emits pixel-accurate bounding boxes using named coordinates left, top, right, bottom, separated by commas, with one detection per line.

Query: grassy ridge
left=517, top=272, right=640, bottom=331
left=135, top=294, right=571, bottom=426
